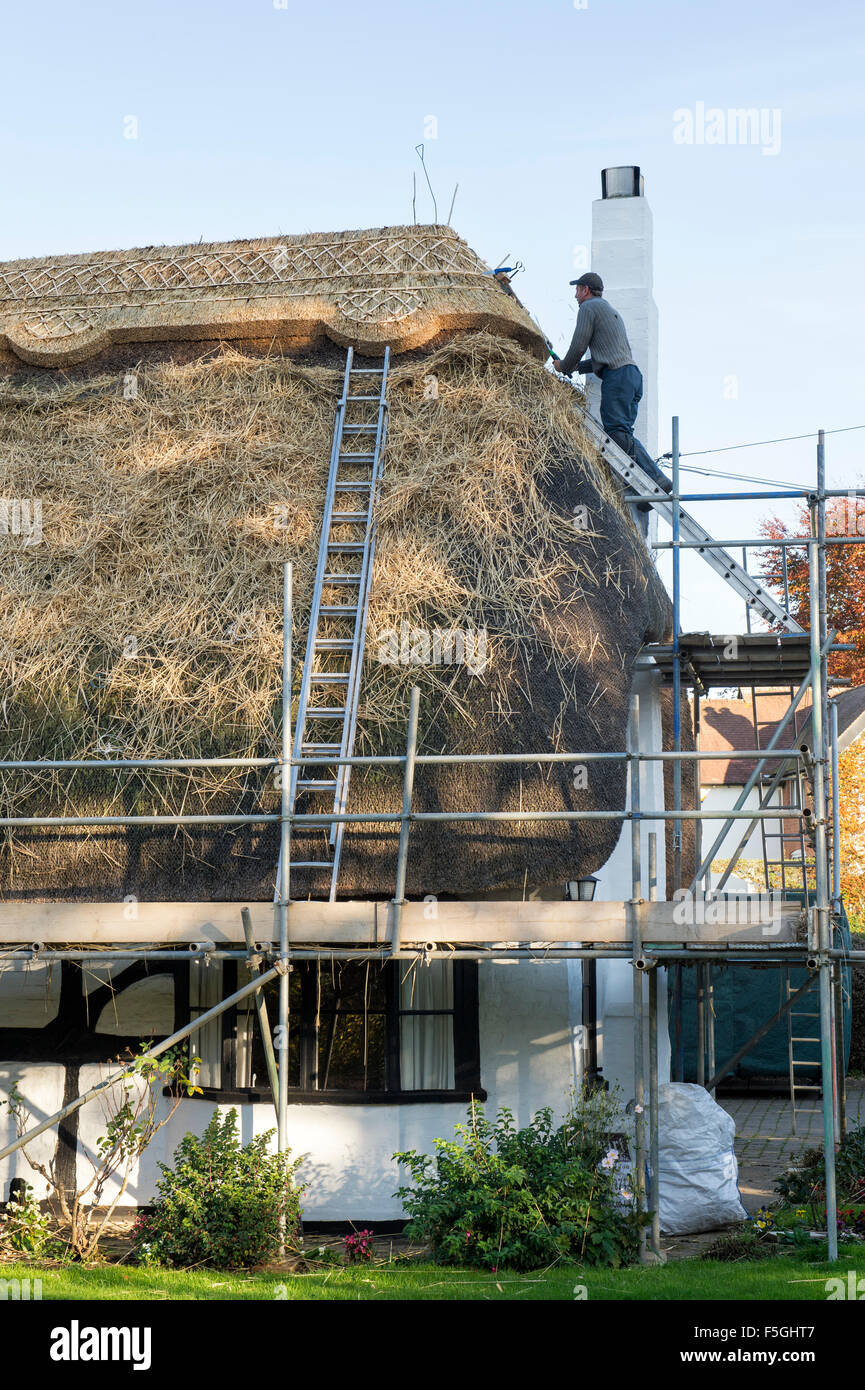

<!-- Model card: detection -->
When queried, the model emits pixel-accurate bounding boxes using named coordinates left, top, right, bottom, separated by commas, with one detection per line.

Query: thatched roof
left=0, top=227, right=671, bottom=902
left=0, top=225, right=546, bottom=368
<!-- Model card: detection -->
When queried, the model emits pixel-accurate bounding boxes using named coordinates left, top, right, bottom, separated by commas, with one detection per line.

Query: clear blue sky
left=3, top=0, right=863, bottom=630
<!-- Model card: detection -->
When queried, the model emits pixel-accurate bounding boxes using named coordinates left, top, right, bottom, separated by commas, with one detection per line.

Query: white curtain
left=399, top=960, right=454, bottom=1090
left=233, top=963, right=257, bottom=1089
left=189, top=961, right=222, bottom=1088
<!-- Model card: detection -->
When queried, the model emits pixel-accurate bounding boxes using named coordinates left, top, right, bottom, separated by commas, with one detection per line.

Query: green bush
left=394, top=1098, right=647, bottom=1272
left=776, top=1124, right=865, bottom=1205
left=132, top=1109, right=304, bottom=1270
left=0, top=1182, right=53, bottom=1257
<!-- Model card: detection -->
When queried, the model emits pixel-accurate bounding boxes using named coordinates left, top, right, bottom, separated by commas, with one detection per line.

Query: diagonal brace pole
left=688, top=632, right=834, bottom=894
left=0, top=962, right=285, bottom=1165
left=714, top=709, right=814, bottom=894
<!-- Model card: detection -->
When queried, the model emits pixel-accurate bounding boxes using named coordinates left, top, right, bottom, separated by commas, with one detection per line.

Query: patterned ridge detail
left=337, top=288, right=425, bottom=325
left=0, top=233, right=487, bottom=304
left=0, top=225, right=547, bottom=365
left=18, top=309, right=103, bottom=341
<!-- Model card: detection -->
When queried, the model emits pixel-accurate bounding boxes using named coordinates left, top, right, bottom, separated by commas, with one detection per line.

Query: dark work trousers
left=599, top=363, right=670, bottom=537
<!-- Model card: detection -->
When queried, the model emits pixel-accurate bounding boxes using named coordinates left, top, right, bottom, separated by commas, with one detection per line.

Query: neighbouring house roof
left=696, top=686, right=865, bottom=786
left=0, top=224, right=547, bottom=369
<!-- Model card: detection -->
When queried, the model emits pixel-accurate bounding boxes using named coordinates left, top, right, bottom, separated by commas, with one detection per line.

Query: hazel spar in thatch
left=0, top=331, right=670, bottom=901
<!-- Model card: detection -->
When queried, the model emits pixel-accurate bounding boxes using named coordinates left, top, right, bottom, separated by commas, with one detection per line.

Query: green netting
left=672, top=899, right=852, bottom=1084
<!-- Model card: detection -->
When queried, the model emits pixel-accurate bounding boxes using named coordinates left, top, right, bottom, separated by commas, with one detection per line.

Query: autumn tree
left=760, top=492, right=865, bottom=684
left=760, top=494, right=865, bottom=923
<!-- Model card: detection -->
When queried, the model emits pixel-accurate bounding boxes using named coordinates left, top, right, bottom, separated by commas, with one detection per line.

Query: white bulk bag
left=656, top=1082, right=748, bottom=1234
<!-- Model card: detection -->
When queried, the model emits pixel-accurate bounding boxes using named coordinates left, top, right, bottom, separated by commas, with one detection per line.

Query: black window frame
left=181, top=958, right=484, bottom=1105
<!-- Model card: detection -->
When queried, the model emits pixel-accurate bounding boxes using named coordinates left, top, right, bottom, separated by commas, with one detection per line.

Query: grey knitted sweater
left=557, top=296, right=635, bottom=377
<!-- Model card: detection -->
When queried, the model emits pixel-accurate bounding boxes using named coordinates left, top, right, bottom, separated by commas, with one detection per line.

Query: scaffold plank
left=0, top=898, right=803, bottom=946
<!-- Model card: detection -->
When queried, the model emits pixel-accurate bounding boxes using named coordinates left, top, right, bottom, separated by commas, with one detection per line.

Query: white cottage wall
left=581, top=664, right=672, bottom=1099
left=0, top=958, right=576, bottom=1221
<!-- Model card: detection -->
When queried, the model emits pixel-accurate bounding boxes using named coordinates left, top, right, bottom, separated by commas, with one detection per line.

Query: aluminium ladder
left=286, top=346, right=390, bottom=901
left=785, top=969, right=823, bottom=1133
left=577, top=411, right=805, bottom=634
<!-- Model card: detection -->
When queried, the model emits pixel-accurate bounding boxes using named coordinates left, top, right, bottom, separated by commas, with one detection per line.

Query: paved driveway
left=721, top=1081, right=865, bottom=1212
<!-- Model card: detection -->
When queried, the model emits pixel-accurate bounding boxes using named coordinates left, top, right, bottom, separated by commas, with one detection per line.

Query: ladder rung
left=292, top=348, right=389, bottom=898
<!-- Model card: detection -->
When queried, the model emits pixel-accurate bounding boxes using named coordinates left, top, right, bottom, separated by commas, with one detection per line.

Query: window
left=186, top=958, right=483, bottom=1102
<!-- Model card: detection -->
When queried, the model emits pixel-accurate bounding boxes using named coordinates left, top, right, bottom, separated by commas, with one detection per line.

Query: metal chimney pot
left=601, top=166, right=644, bottom=199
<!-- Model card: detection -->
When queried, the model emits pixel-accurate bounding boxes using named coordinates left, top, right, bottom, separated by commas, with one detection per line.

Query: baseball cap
left=569, top=272, right=604, bottom=292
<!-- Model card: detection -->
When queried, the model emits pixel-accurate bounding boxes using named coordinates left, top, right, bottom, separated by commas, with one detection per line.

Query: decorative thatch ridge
left=0, top=225, right=546, bottom=368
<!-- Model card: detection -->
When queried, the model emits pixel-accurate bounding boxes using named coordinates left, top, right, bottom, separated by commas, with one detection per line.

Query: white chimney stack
left=585, top=166, right=659, bottom=462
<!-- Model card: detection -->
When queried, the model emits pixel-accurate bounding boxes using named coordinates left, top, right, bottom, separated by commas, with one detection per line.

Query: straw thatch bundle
left=0, top=325, right=670, bottom=901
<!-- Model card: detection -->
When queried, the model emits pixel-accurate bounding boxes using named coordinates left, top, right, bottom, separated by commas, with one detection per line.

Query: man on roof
left=552, top=272, right=671, bottom=520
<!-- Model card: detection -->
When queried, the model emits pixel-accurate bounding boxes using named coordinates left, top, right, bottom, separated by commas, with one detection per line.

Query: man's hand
left=552, top=358, right=564, bottom=373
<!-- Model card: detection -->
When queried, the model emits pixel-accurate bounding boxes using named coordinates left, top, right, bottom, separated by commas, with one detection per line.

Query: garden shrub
left=132, top=1109, right=304, bottom=1269
left=776, top=1124, right=865, bottom=1205
left=394, top=1096, right=647, bottom=1271
left=0, top=1181, right=53, bottom=1257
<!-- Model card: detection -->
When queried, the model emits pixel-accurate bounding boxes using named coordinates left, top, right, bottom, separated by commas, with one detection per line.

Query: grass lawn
left=3, top=1250, right=865, bottom=1300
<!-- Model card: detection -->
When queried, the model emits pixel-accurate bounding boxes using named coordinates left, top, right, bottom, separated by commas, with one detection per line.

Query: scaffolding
left=0, top=414, right=859, bottom=1264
